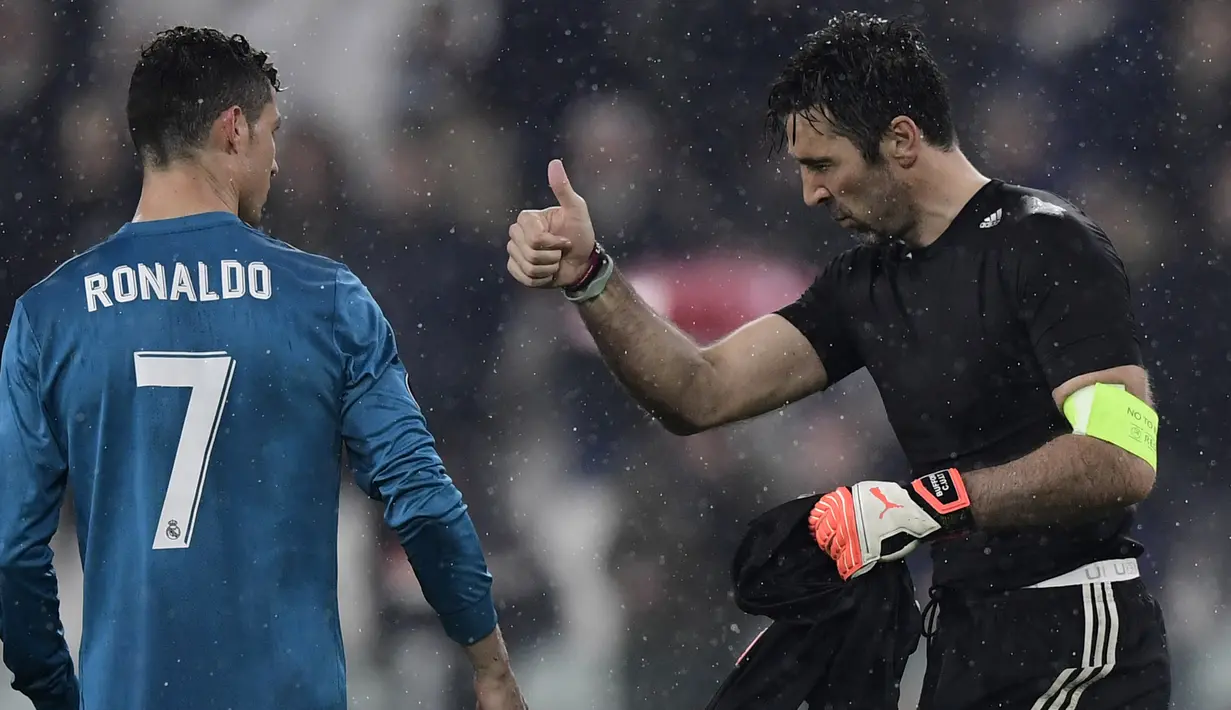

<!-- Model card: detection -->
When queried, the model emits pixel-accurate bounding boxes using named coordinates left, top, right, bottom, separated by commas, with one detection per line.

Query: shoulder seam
left=22, top=245, right=105, bottom=299
left=330, top=266, right=345, bottom=367
left=10, top=303, right=50, bottom=416
left=1009, top=193, right=1085, bottom=225
left=1017, top=207, right=1106, bottom=240
left=13, top=301, right=46, bottom=372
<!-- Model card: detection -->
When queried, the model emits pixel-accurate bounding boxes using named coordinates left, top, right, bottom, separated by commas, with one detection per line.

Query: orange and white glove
left=808, top=469, right=974, bottom=580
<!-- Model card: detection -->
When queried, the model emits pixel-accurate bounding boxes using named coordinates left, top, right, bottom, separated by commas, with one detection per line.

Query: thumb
left=547, top=159, right=585, bottom=209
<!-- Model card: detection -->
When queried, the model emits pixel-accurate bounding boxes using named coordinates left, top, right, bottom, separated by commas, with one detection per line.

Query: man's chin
left=846, top=225, right=889, bottom=247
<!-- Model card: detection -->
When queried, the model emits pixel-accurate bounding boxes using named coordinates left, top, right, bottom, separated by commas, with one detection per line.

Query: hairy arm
left=957, top=208, right=1157, bottom=529
left=963, top=368, right=1157, bottom=530
left=577, top=267, right=828, bottom=434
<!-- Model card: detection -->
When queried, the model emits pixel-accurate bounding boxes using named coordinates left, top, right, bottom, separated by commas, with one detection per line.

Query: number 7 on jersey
left=133, top=351, right=236, bottom=550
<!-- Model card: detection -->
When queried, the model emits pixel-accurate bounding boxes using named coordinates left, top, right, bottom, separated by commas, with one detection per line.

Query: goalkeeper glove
left=809, top=469, right=975, bottom=581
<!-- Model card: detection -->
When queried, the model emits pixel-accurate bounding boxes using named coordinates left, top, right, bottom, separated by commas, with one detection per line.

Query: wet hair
left=127, top=26, right=281, bottom=167
left=765, top=11, right=957, bottom=162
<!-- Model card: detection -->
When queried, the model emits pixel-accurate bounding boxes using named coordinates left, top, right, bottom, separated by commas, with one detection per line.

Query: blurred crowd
left=2, top=0, right=1229, bottom=708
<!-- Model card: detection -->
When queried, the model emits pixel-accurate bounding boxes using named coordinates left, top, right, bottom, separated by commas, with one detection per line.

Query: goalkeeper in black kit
left=504, top=11, right=1169, bottom=710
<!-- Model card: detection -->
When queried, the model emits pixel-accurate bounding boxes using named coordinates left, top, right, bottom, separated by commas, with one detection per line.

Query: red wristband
left=563, top=245, right=602, bottom=292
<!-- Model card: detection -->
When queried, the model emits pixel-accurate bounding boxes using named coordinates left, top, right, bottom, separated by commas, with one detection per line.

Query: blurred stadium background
left=1, top=0, right=1228, bottom=708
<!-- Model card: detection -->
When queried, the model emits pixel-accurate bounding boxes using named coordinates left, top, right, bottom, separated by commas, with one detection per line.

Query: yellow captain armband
left=1062, top=383, right=1159, bottom=470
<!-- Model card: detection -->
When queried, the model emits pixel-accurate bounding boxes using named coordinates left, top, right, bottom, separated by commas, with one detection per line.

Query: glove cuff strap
left=909, top=468, right=975, bottom=534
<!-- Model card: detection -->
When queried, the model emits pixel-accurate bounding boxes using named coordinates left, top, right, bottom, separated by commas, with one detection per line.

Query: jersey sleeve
left=1011, top=212, right=1143, bottom=390
left=0, top=302, right=80, bottom=709
left=333, top=268, right=497, bottom=646
left=774, top=252, right=863, bottom=386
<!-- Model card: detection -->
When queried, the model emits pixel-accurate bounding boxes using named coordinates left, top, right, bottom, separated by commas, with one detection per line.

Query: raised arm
left=505, top=160, right=841, bottom=435
left=576, top=271, right=826, bottom=434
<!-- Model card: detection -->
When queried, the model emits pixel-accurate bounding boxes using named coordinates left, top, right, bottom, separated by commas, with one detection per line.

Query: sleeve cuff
left=437, top=590, right=498, bottom=646
left=30, top=687, right=79, bottom=710
left=774, top=305, right=858, bottom=387
left=20, top=668, right=79, bottom=710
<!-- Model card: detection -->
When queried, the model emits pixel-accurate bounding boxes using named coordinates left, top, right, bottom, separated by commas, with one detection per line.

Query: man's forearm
left=962, top=434, right=1156, bottom=529
left=465, top=624, right=513, bottom=675
left=577, top=267, right=717, bottom=432
left=393, top=485, right=497, bottom=646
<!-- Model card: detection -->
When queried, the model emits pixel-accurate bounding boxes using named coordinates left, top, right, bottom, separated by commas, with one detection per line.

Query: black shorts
left=918, top=578, right=1170, bottom=710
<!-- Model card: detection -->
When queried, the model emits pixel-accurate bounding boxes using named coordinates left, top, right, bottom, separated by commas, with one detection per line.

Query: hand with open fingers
left=506, top=159, right=597, bottom=289
left=807, top=470, right=974, bottom=580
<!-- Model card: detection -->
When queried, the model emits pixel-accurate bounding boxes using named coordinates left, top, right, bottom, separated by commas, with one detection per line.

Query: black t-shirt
left=777, top=179, right=1146, bottom=592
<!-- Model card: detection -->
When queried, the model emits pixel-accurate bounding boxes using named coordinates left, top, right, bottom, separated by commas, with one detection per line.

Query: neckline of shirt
left=112, top=211, right=245, bottom=238
left=895, top=178, right=1004, bottom=261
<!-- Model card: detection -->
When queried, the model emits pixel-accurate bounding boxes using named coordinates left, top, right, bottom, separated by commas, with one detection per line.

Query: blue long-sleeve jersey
left=0, top=212, right=496, bottom=710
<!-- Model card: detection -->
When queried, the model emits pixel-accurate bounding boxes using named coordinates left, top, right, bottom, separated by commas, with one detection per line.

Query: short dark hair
left=765, top=11, right=957, bottom=162
left=127, top=26, right=281, bottom=167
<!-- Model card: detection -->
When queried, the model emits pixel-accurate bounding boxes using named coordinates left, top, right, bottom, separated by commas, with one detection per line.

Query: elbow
left=654, top=395, right=725, bottom=436
left=1088, top=443, right=1156, bottom=509
left=659, top=415, right=706, bottom=437
left=655, top=356, right=728, bottom=436
left=1071, top=436, right=1157, bottom=508
left=1119, top=457, right=1156, bottom=507
left=0, top=538, right=51, bottom=572
left=381, top=469, right=469, bottom=546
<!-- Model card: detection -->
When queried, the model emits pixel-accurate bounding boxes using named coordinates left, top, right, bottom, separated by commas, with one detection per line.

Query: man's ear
left=217, top=106, right=248, bottom=154
left=884, top=115, right=921, bottom=169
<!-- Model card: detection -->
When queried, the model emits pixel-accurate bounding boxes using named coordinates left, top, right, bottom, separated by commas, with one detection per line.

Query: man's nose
left=804, top=183, right=831, bottom=207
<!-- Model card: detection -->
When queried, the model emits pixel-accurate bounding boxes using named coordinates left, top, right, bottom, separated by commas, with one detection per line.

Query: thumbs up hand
left=506, top=159, right=597, bottom=288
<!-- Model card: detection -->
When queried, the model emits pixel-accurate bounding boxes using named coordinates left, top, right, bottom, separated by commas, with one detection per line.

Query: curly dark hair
left=127, top=26, right=282, bottom=167
left=765, top=11, right=956, bottom=163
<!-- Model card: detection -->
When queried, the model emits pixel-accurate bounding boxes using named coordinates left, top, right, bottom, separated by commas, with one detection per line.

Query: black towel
left=704, top=494, right=921, bottom=710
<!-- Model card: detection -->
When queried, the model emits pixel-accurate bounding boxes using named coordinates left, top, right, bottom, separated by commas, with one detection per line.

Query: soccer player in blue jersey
left=0, top=26, right=527, bottom=710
